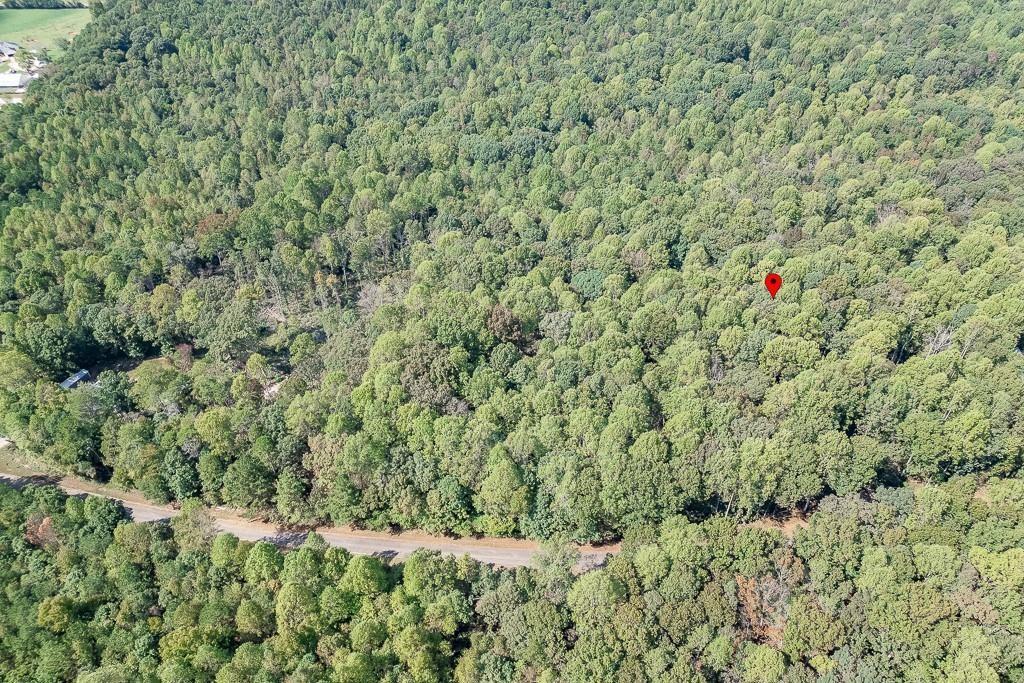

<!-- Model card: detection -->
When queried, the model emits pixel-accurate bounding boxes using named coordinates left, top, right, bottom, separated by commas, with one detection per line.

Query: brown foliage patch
left=25, top=513, right=59, bottom=549
left=196, top=210, right=239, bottom=235
left=736, top=573, right=787, bottom=647
left=487, top=304, right=524, bottom=344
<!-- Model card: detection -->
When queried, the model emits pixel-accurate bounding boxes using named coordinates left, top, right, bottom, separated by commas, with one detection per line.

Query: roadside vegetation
left=2, top=476, right=1022, bottom=682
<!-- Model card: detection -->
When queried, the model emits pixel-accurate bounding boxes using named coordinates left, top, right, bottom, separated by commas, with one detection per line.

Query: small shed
left=59, top=369, right=91, bottom=390
left=0, top=42, right=19, bottom=59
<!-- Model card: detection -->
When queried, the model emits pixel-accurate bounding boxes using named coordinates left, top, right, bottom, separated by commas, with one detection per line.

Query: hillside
left=1, top=0, right=1024, bottom=680
left=0, top=0, right=1022, bottom=541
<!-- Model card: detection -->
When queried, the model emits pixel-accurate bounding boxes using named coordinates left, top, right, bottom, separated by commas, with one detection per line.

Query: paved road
left=0, top=467, right=618, bottom=569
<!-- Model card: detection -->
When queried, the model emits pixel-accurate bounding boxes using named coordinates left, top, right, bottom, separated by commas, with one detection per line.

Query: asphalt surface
left=0, top=465, right=619, bottom=569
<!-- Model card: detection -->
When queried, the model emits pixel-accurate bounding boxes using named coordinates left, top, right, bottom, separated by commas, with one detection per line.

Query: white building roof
left=0, top=73, right=30, bottom=89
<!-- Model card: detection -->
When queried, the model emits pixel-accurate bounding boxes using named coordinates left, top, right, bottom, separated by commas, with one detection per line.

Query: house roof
left=0, top=41, right=19, bottom=56
left=0, top=73, right=29, bottom=89
left=59, top=369, right=91, bottom=389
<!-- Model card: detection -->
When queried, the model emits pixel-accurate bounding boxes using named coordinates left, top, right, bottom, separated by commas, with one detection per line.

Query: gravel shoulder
left=0, top=448, right=617, bottom=568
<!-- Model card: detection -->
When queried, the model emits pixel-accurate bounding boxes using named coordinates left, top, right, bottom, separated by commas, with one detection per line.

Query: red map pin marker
left=764, top=273, right=782, bottom=298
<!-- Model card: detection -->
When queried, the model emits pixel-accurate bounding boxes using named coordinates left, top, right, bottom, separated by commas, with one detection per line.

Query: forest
left=1, top=0, right=1023, bottom=679
left=1, top=0, right=1021, bottom=541
left=2, top=476, right=1023, bottom=681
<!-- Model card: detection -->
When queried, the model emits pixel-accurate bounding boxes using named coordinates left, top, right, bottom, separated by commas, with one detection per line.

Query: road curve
left=0, top=467, right=619, bottom=569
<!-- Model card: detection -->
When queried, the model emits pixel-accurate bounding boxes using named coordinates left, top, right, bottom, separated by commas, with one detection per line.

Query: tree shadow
left=573, top=552, right=613, bottom=574
left=268, top=530, right=309, bottom=549
left=372, top=550, right=398, bottom=565
left=0, top=474, right=62, bottom=491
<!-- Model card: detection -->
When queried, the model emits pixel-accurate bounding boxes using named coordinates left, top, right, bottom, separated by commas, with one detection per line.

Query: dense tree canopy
left=0, top=0, right=1022, bottom=543
left=2, top=477, right=1024, bottom=681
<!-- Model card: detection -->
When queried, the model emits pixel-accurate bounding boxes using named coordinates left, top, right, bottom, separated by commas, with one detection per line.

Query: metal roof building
left=0, top=73, right=30, bottom=93
left=59, top=369, right=91, bottom=390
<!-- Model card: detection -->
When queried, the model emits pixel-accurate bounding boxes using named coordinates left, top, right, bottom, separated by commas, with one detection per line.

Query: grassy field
left=0, top=8, right=90, bottom=54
